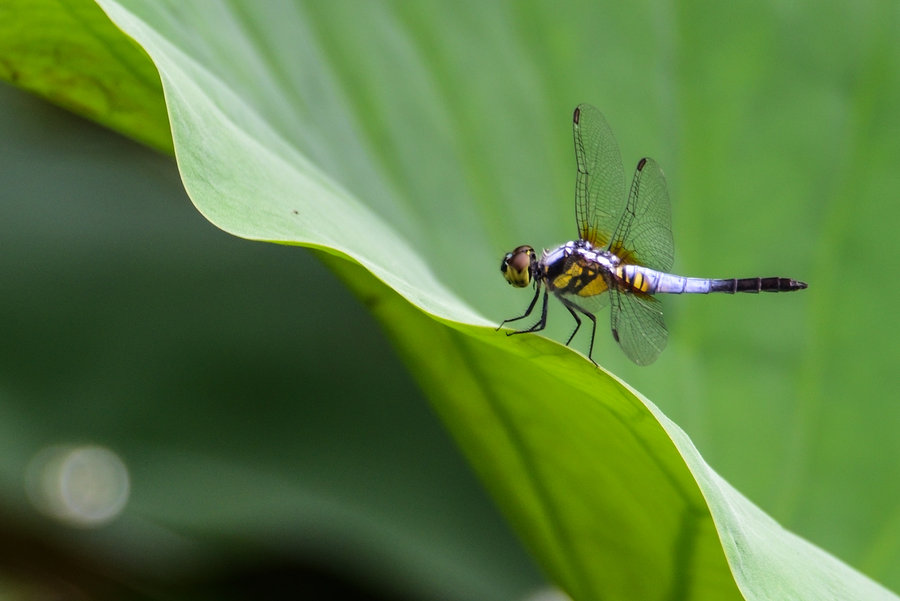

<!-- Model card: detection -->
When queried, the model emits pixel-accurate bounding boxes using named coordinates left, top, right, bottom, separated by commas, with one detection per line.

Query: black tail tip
left=792, top=279, right=808, bottom=290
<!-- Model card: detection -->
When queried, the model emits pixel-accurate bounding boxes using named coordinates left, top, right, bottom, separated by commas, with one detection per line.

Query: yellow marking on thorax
left=551, top=262, right=583, bottom=290
left=577, top=276, right=608, bottom=297
left=552, top=273, right=573, bottom=288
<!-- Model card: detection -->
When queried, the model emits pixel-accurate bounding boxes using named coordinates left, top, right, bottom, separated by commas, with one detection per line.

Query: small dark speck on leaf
left=360, top=294, right=381, bottom=310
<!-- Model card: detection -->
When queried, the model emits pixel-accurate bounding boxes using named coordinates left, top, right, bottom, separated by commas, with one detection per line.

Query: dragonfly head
left=501, top=245, right=537, bottom=287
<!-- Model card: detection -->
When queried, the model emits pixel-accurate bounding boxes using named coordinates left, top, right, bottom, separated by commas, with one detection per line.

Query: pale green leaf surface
left=8, top=0, right=898, bottom=599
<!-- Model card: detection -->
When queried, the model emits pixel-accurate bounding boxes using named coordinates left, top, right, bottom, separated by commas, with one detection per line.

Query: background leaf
left=2, top=0, right=898, bottom=599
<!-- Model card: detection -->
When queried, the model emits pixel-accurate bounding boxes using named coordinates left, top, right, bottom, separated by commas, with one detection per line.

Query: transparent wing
left=609, top=287, right=667, bottom=365
left=608, top=157, right=674, bottom=272
left=573, top=104, right=625, bottom=247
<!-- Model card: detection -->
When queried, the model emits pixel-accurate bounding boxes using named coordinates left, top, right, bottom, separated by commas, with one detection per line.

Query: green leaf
left=333, top=250, right=895, bottom=601
left=8, top=0, right=900, bottom=599
left=0, top=0, right=171, bottom=152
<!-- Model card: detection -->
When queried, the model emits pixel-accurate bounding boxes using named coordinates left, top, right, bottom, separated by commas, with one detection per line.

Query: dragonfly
left=499, top=104, right=807, bottom=365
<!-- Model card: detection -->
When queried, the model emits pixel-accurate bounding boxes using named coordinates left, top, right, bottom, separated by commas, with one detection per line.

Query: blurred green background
left=2, top=0, right=899, bottom=598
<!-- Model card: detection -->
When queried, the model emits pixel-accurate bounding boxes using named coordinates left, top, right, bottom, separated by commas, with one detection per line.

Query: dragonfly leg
left=562, top=304, right=582, bottom=346
left=497, top=283, right=542, bottom=330
left=560, top=297, right=598, bottom=365
left=506, top=288, right=549, bottom=336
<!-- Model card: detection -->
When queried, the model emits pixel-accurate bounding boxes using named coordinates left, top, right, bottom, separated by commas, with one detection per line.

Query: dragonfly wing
left=609, top=287, right=667, bottom=365
left=573, top=104, right=625, bottom=247
left=609, top=157, right=674, bottom=272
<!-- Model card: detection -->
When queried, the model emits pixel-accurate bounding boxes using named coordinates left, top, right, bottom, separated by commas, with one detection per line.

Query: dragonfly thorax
left=540, top=239, right=618, bottom=281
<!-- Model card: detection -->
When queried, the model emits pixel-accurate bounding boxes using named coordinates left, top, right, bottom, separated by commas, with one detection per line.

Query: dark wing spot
left=612, top=328, right=620, bottom=342
left=636, top=157, right=647, bottom=170
left=573, top=106, right=581, bottom=124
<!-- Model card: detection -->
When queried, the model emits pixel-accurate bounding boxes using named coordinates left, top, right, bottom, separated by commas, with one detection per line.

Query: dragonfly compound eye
left=502, top=246, right=534, bottom=287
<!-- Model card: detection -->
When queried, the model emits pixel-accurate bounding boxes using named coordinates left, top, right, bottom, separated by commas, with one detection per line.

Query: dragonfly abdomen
left=619, top=266, right=714, bottom=294
left=707, top=276, right=808, bottom=293
left=619, top=266, right=807, bottom=295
